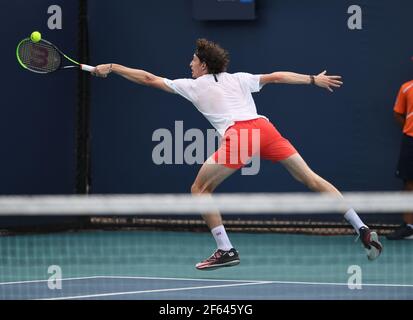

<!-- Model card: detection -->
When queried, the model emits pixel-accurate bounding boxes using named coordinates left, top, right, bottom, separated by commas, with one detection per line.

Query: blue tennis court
left=1, top=231, right=411, bottom=300
left=1, top=276, right=413, bottom=300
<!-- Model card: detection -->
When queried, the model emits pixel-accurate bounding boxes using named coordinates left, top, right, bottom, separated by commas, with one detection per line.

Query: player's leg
left=387, top=180, right=413, bottom=240
left=191, top=158, right=237, bottom=229
left=280, top=153, right=342, bottom=195
left=191, top=157, right=240, bottom=270
left=403, top=180, right=413, bottom=225
left=387, top=133, right=413, bottom=239
left=280, top=153, right=382, bottom=260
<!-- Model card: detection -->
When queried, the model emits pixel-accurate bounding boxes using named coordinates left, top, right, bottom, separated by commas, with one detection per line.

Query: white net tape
left=0, top=192, right=412, bottom=215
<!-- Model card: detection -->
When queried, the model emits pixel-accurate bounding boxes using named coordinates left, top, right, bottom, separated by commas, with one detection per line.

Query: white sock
left=211, top=225, right=233, bottom=251
left=407, top=224, right=413, bottom=229
left=344, top=208, right=367, bottom=234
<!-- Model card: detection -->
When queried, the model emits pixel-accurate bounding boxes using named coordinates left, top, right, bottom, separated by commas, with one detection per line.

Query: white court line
left=91, top=276, right=413, bottom=288
left=38, top=279, right=413, bottom=300
left=262, top=280, right=413, bottom=288
left=93, top=275, right=270, bottom=283
left=0, top=276, right=105, bottom=286
left=2, top=275, right=413, bottom=288
left=0, top=275, right=268, bottom=286
left=40, top=282, right=267, bottom=300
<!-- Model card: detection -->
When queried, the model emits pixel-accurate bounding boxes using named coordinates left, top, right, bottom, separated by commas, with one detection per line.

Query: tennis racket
left=16, top=37, right=95, bottom=74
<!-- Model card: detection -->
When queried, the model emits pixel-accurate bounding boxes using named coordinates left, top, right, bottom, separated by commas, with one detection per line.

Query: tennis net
left=0, top=192, right=412, bottom=300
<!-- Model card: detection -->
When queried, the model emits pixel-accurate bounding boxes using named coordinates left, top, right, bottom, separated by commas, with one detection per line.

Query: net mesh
left=0, top=192, right=412, bottom=300
left=18, top=39, right=61, bottom=73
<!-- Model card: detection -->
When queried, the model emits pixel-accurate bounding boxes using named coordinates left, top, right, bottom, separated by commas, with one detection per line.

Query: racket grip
left=80, top=64, right=96, bottom=73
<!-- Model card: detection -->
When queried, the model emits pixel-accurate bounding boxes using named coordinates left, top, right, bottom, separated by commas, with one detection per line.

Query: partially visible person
left=387, top=79, right=413, bottom=240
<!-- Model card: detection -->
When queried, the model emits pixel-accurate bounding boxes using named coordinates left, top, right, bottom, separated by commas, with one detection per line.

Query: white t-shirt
left=164, top=72, right=267, bottom=136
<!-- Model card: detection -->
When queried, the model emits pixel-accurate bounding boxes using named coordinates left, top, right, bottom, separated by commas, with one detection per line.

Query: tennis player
left=94, top=38, right=383, bottom=269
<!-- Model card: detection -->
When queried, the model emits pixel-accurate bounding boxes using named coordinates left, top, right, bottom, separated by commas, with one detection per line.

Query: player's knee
left=191, top=183, right=208, bottom=194
left=191, top=182, right=214, bottom=195
left=305, top=176, right=322, bottom=191
left=191, top=183, right=201, bottom=194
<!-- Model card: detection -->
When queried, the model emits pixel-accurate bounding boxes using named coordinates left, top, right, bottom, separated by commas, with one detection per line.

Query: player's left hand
left=315, top=70, right=343, bottom=92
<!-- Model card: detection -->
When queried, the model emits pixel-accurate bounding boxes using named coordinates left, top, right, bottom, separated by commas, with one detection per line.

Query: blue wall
left=3, top=1, right=413, bottom=196
left=1, top=0, right=77, bottom=195
left=88, top=0, right=413, bottom=194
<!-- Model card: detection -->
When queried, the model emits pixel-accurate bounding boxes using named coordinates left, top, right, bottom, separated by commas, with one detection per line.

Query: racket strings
left=18, top=40, right=61, bottom=73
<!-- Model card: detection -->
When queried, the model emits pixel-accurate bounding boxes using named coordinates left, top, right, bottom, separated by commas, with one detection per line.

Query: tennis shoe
left=386, top=223, right=413, bottom=240
left=196, top=248, right=240, bottom=270
left=358, top=227, right=383, bottom=260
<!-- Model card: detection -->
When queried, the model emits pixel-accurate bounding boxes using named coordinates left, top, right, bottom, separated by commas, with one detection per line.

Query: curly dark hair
left=195, top=38, right=230, bottom=74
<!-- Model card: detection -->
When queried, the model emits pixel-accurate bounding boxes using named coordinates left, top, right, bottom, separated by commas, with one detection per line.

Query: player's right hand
left=93, top=64, right=112, bottom=78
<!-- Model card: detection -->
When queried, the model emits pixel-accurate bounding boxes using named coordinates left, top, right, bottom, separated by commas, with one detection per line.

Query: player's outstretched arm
left=260, top=70, right=343, bottom=92
left=94, top=64, right=174, bottom=93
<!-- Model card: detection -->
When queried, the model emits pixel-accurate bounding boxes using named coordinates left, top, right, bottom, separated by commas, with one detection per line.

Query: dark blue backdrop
left=88, top=0, right=413, bottom=194
left=0, top=1, right=79, bottom=227
left=2, top=1, right=413, bottom=196
left=1, top=0, right=77, bottom=195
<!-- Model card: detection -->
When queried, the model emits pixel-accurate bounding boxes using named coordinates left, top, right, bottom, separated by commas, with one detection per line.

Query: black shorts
left=396, top=134, right=413, bottom=181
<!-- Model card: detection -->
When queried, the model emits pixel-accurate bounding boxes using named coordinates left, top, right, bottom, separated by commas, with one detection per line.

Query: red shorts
left=212, top=118, right=297, bottom=169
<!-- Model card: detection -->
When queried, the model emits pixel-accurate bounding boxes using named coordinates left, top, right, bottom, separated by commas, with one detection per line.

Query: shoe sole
left=366, top=232, right=382, bottom=261
left=196, top=259, right=240, bottom=271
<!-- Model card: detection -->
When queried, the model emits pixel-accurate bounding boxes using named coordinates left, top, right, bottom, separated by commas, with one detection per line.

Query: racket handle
left=80, top=64, right=96, bottom=72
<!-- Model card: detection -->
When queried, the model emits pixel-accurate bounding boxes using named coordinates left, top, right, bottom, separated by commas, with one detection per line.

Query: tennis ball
left=30, top=31, right=42, bottom=43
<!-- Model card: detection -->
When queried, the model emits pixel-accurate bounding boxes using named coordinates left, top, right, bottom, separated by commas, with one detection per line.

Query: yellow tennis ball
left=30, top=31, right=42, bottom=43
